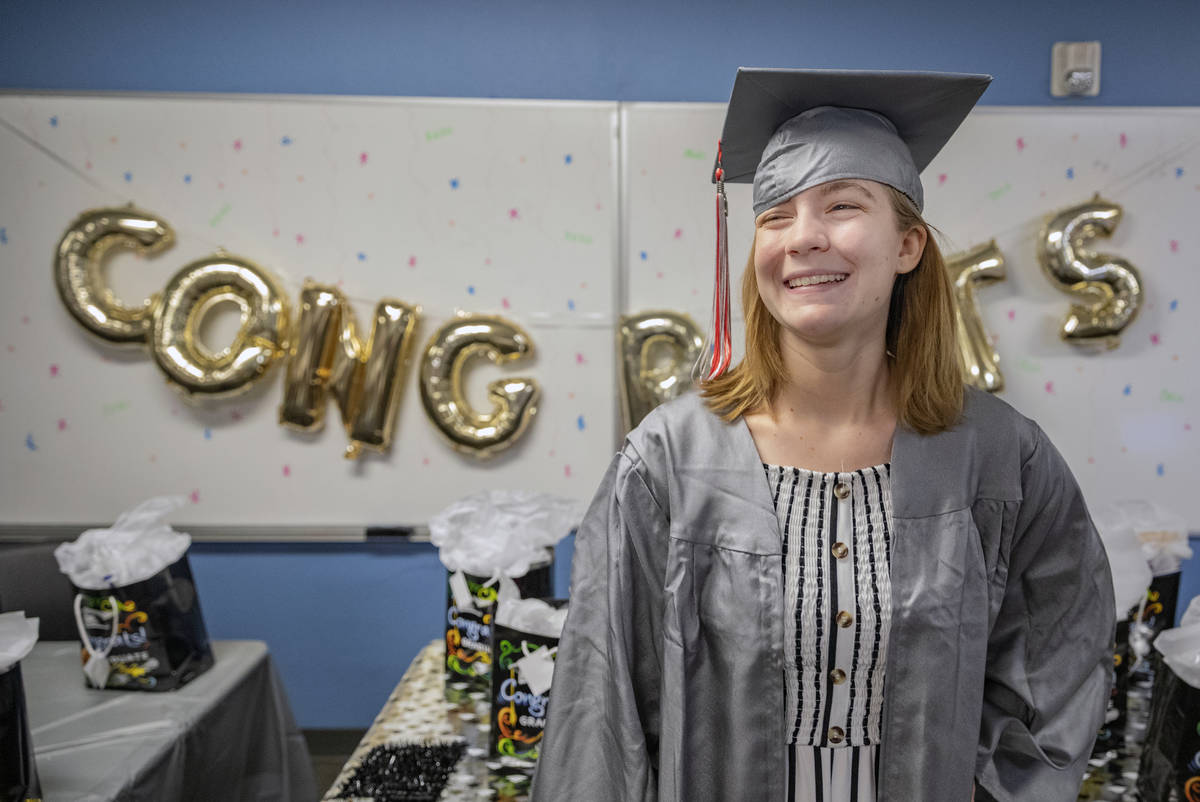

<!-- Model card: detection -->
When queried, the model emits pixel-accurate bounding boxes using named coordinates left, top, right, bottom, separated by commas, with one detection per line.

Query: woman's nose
left=785, top=209, right=829, bottom=254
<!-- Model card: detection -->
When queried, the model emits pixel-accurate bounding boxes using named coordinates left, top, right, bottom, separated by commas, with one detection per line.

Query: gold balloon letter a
left=617, top=310, right=703, bottom=432
left=279, top=282, right=419, bottom=459
left=945, top=241, right=1006, bottom=393
left=1037, top=194, right=1143, bottom=349
left=419, top=315, right=540, bottom=459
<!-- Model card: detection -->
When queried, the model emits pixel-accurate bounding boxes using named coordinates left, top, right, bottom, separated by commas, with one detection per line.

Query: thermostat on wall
left=1051, top=41, right=1101, bottom=97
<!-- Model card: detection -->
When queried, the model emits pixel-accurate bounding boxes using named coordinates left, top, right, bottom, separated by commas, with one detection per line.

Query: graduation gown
left=531, top=388, right=1114, bottom=802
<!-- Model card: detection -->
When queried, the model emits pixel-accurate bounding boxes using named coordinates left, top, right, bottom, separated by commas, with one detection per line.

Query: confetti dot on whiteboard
left=149, top=454, right=156, bottom=463
left=231, top=410, right=243, bottom=421
left=359, top=152, right=368, bottom=165
left=422, top=456, right=430, bottom=466
left=6, top=345, right=12, bottom=352
left=25, top=434, right=36, bottom=451
left=656, top=271, right=664, bottom=279
left=450, top=178, right=459, bottom=189
left=233, top=139, right=242, bottom=151
left=509, top=208, right=519, bottom=219
left=357, top=252, right=366, bottom=262
left=567, top=391, right=575, bottom=400
left=1151, top=333, right=1161, bottom=345
left=1186, top=423, right=1192, bottom=431
left=1088, top=456, right=1095, bottom=464
left=575, top=353, right=585, bottom=365
left=564, top=154, right=573, bottom=165
left=640, top=251, right=648, bottom=260
left=295, top=234, right=305, bottom=245
left=218, top=181, right=225, bottom=189
left=467, top=286, right=475, bottom=295
left=1177, top=167, right=1186, bottom=178
left=85, top=161, right=92, bottom=170
left=282, top=465, right=291, bottom=477
left=580, top=281, right=588, bottom=289
left=595, top=202, right=603, bottom=211
left=408, top=256, right=417, bottom=267
left=1044, top=381, right=1054, bottom=394
left=49, top=364, right=59, bottom=377
left=1016, top=137, right=1025, bottom=152
left=1170, top=240, right=1179, bottom=253
left=1065, top=168, right=1074, bottom=180
left=203, top=428, right=212, bottom=440
left=1119, top=133, right=1127, bottom=148
left=21, top=316, right=29, bottom=324
left=577, top=415, right=586, bottom=431
left=548, top=449, right=556, bottom=458
left=57, top=419, right=66, bottom=431
left=938, top=173, right=947, bottom=185
left=123, top=171, right=133, bottom=182
left=0, top=229, right=6, bottom=245
left=564, top=465, right=572, bottom=478
left=367, top=192, right=374, bottom=200
left=1157, top=464, right=1165, bottom=477
left=567, top=299, right=575, bottom=311
left=190, top=490, right=200, bottom=503
left=1170, top=299, right=1179, bottom=311
left=281, top=136, right=292, bottom=146
left=184, top=174, right=192, bottom=184
left=272, top=228, right=279, bottom=238
left=484, top=257, right=491, bottom=265
left=241, top=167, right=249, bottom=176
left=50, top=116, right=58, bottom=127
left=501, top=298, right=511, bottom=309
left=296, top=175, right=303, bottom=183
left=1007, top=309, right=1015, bottom=321
left=1124, top=385, right=1132, bottom=396
left=674, top=228, right=683, bottom=239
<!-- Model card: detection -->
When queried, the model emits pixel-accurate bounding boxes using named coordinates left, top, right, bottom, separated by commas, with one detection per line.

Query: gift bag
left=56, top=497, right=214, bottom=691
left=0, top=663, right=41, bottom=802
left=444, top=561, right=552, bottom=700
left=71, top=554, right=214, bottom=691
left=489, top=606, right=564, bottom=764
left=1136, top=653, right=1200, bottom=801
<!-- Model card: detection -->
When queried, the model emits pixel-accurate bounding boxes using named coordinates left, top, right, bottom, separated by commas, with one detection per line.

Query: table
left=25, top=640, right=317, bottom=802
left=323, top=640, right=532, bottom=802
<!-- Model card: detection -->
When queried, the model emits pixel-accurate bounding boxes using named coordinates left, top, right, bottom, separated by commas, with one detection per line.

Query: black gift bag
left=444, top=557, right=553, bottom=701
left=72, top=554, right=214, bottom=691
left=488, top=600, right=567, bottom=765
left=0, top=663, right=42, bottom=802
left=1136, top=653, right=1200, bottom=801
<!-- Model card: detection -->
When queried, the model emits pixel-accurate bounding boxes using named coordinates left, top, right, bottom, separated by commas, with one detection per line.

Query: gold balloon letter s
left=945, top=241, right=1006, bottom=393
left=1037, top=195, right=1143, bottom=349
left=278, top=282, right=419, bottom=459
left=617, top=310, right=703, bottom=432
left=54, top=206, right=174, bottom=346
left=419, top=315, right=540, bottom=459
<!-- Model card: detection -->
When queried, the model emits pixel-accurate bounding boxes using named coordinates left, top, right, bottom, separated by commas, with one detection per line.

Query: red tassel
left=696, top=141, right=732, bottom=382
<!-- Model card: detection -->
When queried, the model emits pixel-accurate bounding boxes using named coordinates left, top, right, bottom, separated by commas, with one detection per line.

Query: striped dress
left=763, top=463, right=894, bottom=802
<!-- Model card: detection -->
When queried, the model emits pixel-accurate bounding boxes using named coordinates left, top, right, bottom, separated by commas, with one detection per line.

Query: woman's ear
left=897, top=225, right=927, bottom=275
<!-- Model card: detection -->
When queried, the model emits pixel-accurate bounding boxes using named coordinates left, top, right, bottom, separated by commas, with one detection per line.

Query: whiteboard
left=0, top=93, right=620, bottom=526
left=623, top=103, right=1200, bottom=529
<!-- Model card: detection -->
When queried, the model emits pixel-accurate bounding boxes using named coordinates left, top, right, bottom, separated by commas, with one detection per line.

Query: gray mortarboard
left=716, top=68, right=992, bottom=214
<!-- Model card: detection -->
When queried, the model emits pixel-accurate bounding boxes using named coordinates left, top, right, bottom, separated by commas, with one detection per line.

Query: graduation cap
left=695, top=68, right=991, bottom=382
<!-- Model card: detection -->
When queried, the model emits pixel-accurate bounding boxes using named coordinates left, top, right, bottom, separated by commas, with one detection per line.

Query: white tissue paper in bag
left=1155, top=596, right=1200, bottom=689
left=495, top=576, right=569, bottom=640
left=429, top=490, right=582, bottom=579
left=0, top=612, right=39, bottom=672
left=1108, top=500, right=1192, bottom=576
left=53, top=496, right=192, bottom=589
left=1093, top=504, right=1155, bottom=617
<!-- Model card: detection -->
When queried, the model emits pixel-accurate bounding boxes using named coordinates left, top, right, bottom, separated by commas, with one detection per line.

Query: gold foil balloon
left=419, top=315, right=540, bottom=459
left=617, top=310, right=703, bottom=432
left=1037, top=194, right=1143, bottom=349
left=945, top=241, right=1006, bottom=393
left=279, top=281, right=419, bottom=459
left=150, top=252, right=290, bottom=399
left=54, top=206, right=174, bottom=345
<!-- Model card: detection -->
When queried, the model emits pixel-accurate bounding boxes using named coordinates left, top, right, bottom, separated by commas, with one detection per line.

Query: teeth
left=786, top=274, right=847, bottom=288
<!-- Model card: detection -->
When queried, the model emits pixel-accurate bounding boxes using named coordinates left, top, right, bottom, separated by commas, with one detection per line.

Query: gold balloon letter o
left=419, top=315, right=540, bottom=459
left=54, top=206, right=174, bottom=346
left=151, top=254, right=290, bottom=399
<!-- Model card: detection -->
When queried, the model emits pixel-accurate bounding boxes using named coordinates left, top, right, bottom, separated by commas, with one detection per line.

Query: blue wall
left=5, top=0, right=1200, bottom=727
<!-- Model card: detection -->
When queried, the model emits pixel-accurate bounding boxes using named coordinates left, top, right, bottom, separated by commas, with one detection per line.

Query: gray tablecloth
left=25, top=640, right=317, bottom=802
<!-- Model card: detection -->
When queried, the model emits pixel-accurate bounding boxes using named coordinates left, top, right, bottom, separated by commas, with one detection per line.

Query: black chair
left=0, top=541, right=79, bottom=640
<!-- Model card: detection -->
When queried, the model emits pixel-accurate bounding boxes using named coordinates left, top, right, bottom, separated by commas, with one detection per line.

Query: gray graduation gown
left=531, top=388, right=1114, bottom=802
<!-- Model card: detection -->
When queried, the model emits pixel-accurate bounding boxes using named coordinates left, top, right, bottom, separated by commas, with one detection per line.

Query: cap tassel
left=694, top=141, right=733, bottom=383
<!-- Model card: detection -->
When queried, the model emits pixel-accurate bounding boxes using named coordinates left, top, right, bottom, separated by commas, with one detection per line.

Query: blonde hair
left=700, top=186, right=964, bottom=435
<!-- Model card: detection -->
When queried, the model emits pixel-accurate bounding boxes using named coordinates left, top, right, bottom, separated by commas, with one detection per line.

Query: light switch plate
left=1052, top=41, right=1101, bottom=97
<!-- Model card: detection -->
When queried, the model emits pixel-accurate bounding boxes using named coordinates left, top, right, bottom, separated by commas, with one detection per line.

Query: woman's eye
left=829, top=203, right=860, bottom=212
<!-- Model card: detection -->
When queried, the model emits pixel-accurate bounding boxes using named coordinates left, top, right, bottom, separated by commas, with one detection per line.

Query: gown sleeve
left=530, top=444, right=671, bottom=802
left=975, top=426, right=1116, bottom=802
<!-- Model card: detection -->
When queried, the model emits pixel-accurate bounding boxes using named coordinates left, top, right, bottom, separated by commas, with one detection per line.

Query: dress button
left=831, top=542, right=849, bottom=559
left=830, top=668, right=847, bottom=684
left=836, top=610, right=854, bottom=628
left=828, top=726, right=845, bottom=744
left=834, top=481, right=850, bottom=500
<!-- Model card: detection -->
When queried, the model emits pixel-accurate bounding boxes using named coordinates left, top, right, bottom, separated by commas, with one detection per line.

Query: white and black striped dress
left=763, top=463, right=894, bottom=802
